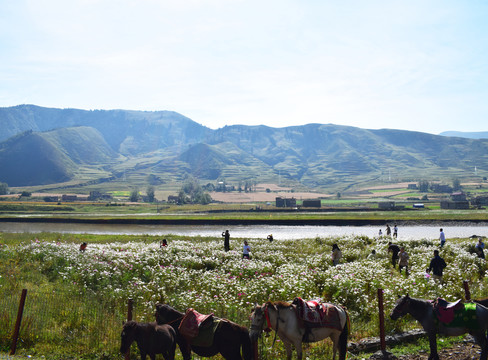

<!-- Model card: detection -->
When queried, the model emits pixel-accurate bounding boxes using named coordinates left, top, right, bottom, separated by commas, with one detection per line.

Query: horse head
left=155, top=303, right=182, bottom=325
left=120, top=320, right=137, bottom=354
left=249, top=303, right=266, bottom=342
left=390, top=294, right=411, bottom=320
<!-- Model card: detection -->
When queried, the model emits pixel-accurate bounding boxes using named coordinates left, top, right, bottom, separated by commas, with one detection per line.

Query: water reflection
left=1, top=222, right=488, bottom=240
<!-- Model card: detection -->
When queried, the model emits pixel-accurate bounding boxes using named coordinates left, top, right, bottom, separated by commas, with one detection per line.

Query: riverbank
left=1, top=215, right=488, bottom=226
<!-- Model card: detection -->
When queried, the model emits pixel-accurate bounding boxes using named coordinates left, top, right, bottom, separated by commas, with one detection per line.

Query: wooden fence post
left=377, top=288, right=386, bottom=352
left=253, top=340, right=259, bottom=360
left=10, top=288, right=28, bottom=355
left=125, top=298, right=133, bottom=360
left=463, top=280, right=471, bottom=301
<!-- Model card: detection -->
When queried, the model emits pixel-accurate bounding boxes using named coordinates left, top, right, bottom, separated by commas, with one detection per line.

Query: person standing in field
left=79, top=242, right=87, bottom=252
left=398, top=247, right=409, bottom=275
left=267, top=234, right=273, bottom=242
left=378, top=229, right=383, bottom=237
left=331, top=244, right=342, bottom=266
left=242, top=240, right=251, bottom=259
left=439, top=228, right=446, bottom=248
left=388, top=242, right=400, bottom=268
left=475, top=237, right=485, bottom=259
left=386, top=225, right=391, bottom=237
left=222, top=230, right=230, bottom=252
left=393, top=224, right=398, bottom=238
left=427, top=249, right=447, bottom=283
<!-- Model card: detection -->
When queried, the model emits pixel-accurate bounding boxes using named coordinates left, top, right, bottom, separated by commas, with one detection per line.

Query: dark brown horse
left=390, top=295, right=488, bottom=360
left=155, top=303, right=253, bottom=360
left=120, top=320, right=176, bottom=360
left=475, top=298, right=488, bottom=308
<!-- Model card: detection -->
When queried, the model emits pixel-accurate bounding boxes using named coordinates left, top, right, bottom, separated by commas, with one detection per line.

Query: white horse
left=249, top=300, right=349, bottom=360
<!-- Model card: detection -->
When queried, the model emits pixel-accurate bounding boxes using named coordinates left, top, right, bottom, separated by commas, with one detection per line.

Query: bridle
left=392, top=297, right=409, bottom=317
left=251, top=303, right=280, bottom=348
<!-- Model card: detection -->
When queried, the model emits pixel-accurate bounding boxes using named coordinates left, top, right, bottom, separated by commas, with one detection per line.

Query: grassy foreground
left=0, top=232, right=487, bottom=359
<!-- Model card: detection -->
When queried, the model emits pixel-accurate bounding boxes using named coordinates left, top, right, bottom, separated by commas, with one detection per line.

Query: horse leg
left=292, top=339, right=304, bottom=360
left=330, top=332, right=340, bottom=360
left=427, top=332, right=439, bottom=360
left=282, top=340, right=294, bottom=360
left=472, top=331, right=488, bottom=360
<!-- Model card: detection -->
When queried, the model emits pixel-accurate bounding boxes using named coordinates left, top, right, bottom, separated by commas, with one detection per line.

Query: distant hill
left=0, top=105, right=210, bottom=155
left=1, top=105, right=488, bottom=190
left=439, top=131, right=488, bottom=139
left=0, top=126, right=117, bottom=186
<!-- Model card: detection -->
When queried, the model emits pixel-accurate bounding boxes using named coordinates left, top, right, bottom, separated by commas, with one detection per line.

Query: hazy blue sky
left=1, top=0, right=488, bottom=133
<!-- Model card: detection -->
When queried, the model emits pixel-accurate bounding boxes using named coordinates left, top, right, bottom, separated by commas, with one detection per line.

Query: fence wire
left=0, top=289, right=144, bottom=359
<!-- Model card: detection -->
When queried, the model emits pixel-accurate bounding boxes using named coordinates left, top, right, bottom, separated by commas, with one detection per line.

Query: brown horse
left=120, top=320, right=176, bottom=360
left=155, top=303, right=253, bottom=360
left=390, top=295, right=488, bottom=360
left=249, top=300, right=349, bottom=360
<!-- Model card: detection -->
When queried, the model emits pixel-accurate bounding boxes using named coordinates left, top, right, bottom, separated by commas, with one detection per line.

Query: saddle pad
left=293, top=297, right=342, bottom=330
left=179, top=308, right=214, bottom=339
left=191, top=318, right=221, bottom=347
left=436, top=302, right=479, bottom=330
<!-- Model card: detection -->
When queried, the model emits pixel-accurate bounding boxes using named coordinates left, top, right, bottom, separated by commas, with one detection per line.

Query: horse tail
left=240, top=326, right=254, bottom=360
left=338, top=308, right=349, bottom=360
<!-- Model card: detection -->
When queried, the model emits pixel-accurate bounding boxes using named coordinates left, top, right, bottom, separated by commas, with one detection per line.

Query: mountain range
left=1, top=105, right=488, bottom=192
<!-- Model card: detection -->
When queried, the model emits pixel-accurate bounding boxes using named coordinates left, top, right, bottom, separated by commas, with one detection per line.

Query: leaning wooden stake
left=10, top=288, right=27, bottom=355
left=463, top=280, right=471, bottom=301
left=125, top=298, right=133, bottom=360
left=253, top=340, right=259, bottom=360
left=377, top=288, right=386, bottom=352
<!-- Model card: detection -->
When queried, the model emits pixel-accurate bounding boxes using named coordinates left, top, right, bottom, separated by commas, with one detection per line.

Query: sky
left=1, top=0, right=488, bottom=134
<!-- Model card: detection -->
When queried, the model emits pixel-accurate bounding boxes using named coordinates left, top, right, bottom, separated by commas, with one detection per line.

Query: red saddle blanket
left=433, top=298, right=478, bottom=329
left=292, top=297, right=342, bottom=330
left=179, top=308, right=214, bottom=339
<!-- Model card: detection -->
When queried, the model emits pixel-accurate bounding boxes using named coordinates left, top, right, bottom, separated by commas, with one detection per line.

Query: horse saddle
left=179, top=308, right=214, bottom=340
left=433, top=298, right=465, bottom=324
left=292, top=297, right=342, bottom=330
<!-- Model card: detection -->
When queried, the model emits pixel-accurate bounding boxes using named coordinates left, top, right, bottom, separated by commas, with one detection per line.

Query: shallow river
left=1, top=222, right=488, bottom=240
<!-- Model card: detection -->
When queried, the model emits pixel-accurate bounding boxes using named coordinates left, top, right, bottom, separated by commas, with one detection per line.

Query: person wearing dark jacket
left=222, top=230, right=230, bottom=252
left=427, top=250, right=447, bottom=283
left=388, top=242, right=400, bottom=268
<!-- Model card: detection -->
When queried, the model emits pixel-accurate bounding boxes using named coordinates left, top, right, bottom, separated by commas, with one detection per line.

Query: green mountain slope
left=0, top=131, right=75, bottom=186
left=2, top=105, right=488, bottom=190
left=0, top=105, right=211, bottom=155
left=0, top=127, right=117, bottom=186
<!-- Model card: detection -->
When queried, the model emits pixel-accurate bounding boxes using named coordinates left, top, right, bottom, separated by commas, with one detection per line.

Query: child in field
left=242, top=241, right=251, bottom=259
left=79, top=242, right=87, bottom=252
